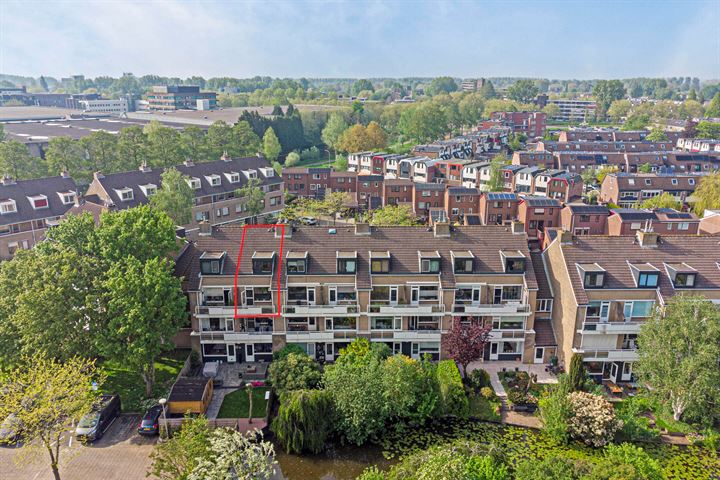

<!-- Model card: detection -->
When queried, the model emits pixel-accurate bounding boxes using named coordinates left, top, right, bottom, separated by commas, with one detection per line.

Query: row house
left=517, top=196, right=562, bottom=242
left=347, top=152, right=375, bottom=173
left=529, top=251, right=557, bottom=363
left=488, top=111, right=547, bottom=138
left=665, top=152, right=720, bottom=173
left=467, top=127, right=512, bottom=154
left=599, top=172, right=702, bottom=207
left=0, top=173, right=78, bottom=259
left=357, top=174, right=384, bottom=210
left=86, top=156, right=284, bottom=237
left=560, top=204, right=610, bottom=236
left=397, top=156, right=442, bottom=183
left=543, top=231, right=720, bottom=383
left=676, top=138, right=720, bottom=153
left=558, top=129, right=682, bottom=143
left=511, top=151, right=554, bottom=169
left=177, top=223, right=547, bottom=364
left=607, top=208, right=700, bottom=236
left=542, top=171, right=583, bottom=202
left=412, top=139, right=472, bottom=160
left=434, top=158, right=475, bottom=184
left=383, top=179, right=414, bottom=206
left=461, top=161, right=491, bottom=189
left=500, top=165, right=525, bottom=191
left=538, top=140, right=675, bottom=154
left=478, top=192, right=520, bottom=225
left=284, top=167, right=332, bottom=199
left=412, top=183, right=446, bottom=220
left=329, top=171, right=358, bottom=195
left=445, top=187, right=481, bottom=223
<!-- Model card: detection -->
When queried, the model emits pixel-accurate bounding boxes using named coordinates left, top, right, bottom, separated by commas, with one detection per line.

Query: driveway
left=0, top=415, right=158, bottom=480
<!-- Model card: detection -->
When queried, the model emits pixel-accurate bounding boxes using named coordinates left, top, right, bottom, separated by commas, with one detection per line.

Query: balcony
left=394, top=330, right=442, bottom=341
left=452, top=303, right=530, bottom=316
left=282, top=304, right=359, bottom=316
left=367, top=304, right=445, bottom=315
left=285, top=330, right=334, bottom=342
left=572, top=348, right=639, bottom=362
left=581, top=321, right=642, bottom=334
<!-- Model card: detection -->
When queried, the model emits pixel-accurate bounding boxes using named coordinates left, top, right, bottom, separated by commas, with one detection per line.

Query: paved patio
left=214, top=362, right=268, bottom=388
left=467, top=361, right=558, bottom=397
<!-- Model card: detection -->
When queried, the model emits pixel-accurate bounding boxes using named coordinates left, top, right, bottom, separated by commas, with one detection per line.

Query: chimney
left=559, top=230, right=574, bottom=244
left=199, top=221, right=211, bottom=236
left=184, top=159, right=195, bottom=167
left=510, top=221, right=524, bottom=234
left=220, top=151, right=231, bottom=162
left=274, top=224, right=292, bottom=239
left=93, top=171, right=104, bottom=180
left=139, top=161, right=151, bottom=173
left=354, top=222, right=371, bottom=236
left=1, top=174, right=15, bottom=186
left=637, top=230, right=658, bottom=248
left=434, top=222, right=451, bottom=238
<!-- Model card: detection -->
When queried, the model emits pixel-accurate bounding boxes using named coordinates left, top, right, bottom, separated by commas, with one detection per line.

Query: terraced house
left=176, top=223, right=550, bottom=365
left=543, top=230, right=720, bottom=384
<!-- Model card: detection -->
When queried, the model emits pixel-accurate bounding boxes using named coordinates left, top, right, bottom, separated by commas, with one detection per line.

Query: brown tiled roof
left=185, top=225, right=538, bottom=292
left=530, top=251, right=553, bottom=299
left=613, top=173, right=702, bottom=191
left=534, top=319, right=556, bottom=346
left=557, top=235, right=720, bottom=304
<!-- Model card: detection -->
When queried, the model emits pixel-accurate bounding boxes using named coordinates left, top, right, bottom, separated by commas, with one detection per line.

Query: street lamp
left=158, top=398, right=167, bottom=440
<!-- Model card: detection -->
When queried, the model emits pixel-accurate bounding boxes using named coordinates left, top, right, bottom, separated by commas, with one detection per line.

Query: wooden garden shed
left=167, top=377, right=213, bottom=415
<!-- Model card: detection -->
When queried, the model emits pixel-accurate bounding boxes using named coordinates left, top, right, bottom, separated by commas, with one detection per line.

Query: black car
left=75, top=394, right=121, bottom=442
left=137, top=405, right=163, bottom=436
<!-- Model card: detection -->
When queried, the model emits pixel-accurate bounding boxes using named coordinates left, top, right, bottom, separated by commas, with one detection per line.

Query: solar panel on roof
left=487, top=192, right=517, bottom=200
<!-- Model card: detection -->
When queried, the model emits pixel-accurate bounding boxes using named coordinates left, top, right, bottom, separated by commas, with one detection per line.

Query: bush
left=357, top=466, right=386, bottom=480
left=566, top=391, right=623, bottom=447
left=387, top=442, right=509, bottom=480
left=271, top=389, right=334, bottom=454
left=273, top=343, right=307, bottom=361
left=592, top=443, right=663, bottom=480
left=506, top=388, right=526, bottom=405
left=515, top=456, right=591, bottom=480
left=568, top=354, right=586, bottom=392
left=189, top=350, right=201, bottom=369
left=539, top=375, right=573, bottom=444
left=285, top=151, right=300, bottom=167
left=466, top=369, right=491, bottom=392
left=615, top=397, right=660, bottom=442
left=480, top=387, right=495, bottom=400
left=268, top=353, right=321, bottom=394
left=436, top=360, right=469, bottom=417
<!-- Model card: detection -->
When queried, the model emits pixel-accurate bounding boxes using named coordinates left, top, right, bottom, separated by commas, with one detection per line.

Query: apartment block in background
left=599, top=172, right=702, bottom=207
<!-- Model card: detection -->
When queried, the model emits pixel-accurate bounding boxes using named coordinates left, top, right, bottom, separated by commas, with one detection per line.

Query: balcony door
left=227, top=344, right=236, bottom=363
left=489, top=342, right=499, bottom=360
left=245, top=344, right=254, bottom=362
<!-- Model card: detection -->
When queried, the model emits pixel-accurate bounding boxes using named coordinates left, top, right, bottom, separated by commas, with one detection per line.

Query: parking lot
left=0, top=415, right=158, bottom=480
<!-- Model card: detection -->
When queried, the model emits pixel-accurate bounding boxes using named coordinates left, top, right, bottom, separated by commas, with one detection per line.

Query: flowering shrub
left=480, top=387, right=495, bottom=400
left=566, top=391, right=622, bottom=447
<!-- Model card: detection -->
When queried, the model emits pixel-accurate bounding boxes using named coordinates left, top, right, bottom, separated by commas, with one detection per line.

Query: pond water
left=273, top=419, right=720, bottom=480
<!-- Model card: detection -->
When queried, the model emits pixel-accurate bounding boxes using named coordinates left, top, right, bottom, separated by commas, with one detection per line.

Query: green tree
left=322, top=191, right=350, bottom=225
left=692, top=173, right=720, bottom=215
left=117, top=125, right=148, bottom=170
left=398, top=102, right=447, bottom=143
left=687, top=88, right=697, bottom=101
left=351, top=79, right=374, bottom=96
left=645, top=128, right=669, bottom=142
left=284, top=151, right=300, bottom=167
left=0, top=249, right=102, bottom=366
left=96, top=205, right=178, bottom=263
left=542, top=103, right=560, bottom=119
left=459, top=93, right=485, bottom=126
left=80, top=130, right=119, bottom=175
left=622, top=112, right=650, bottom=130
left=705, top=92, right=720, bottom=117
left=232, top=120, right=262, bottom=157
left=635, top=295, right=720, bottom=422
left=262, top=127, right=282, bottom=162
left=596, top=165, right=619, bottom=184
left=696, top=120, right=720, bottom=139
left=149, top=167, right=194, bottom=225
left=478, top=80, right=497, bottom=100
left=237, top=177, right=265, bottom=224
left=0, top=355, right=104, bottom=480
left=44, top=137, right=84, bottom=177
left=268, top=353, right=322, bottom=394
left=180, top=126, right=207, bottom=163
left=593, top=80, right=626, bottom=116
left=607, top=99, right=632, bottom=123
left=638, top=162, right=653, bottom=173
left=99, top=256, right=187, bottom=398
left=148, top=415, right=212, bottom=480
left=567, top=353, right=586, bottom=392
left=206, top=120, right=235, bottom=159
left=271, top=389, right=334, bottom=454
left=143, top=121, right=183, bottom=167
left=187, top=428, right=275, bottom=480
left=367, top=204, right=420, bottom=226
left=0, top=140, right=44, bottom=180
left=486, top=154, right=508, bottom=192
left=40, top=211, right=98, bottom=257
left=321, top=113, right=349, bottom=156
left=382, top=355, right=438, bottom=425
left=507, top=79, right=539, bottom=103
left=588, top=443, right=663, bottom=480
left=538, top=374, right=573, bottom=444
left=636, top=192, right=682, bottom=211
left=427, top=76, right=458, bottom=96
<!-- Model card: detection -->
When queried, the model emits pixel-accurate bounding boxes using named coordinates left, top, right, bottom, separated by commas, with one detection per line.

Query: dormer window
left=629, top=262, right=659, bottom=288
left=501, top=250, right=526, bottom=273
left=286, top=251, right=308, bottom=274
left=225, top=172, right=240, bottom=184
left=252, top=252, right=275, bottom=275
left=28, top=194, right=48, bottom=209
left=578, top=263, right=605, bottom=288
left=58, top=191, right=76, bottom=205
left=419, top=251, right=441, bottom=274
left=0, top=199, right=17, bottom=214
left=337, top=251, right=357, bottom=274
left=200, top=252, right=226, bottom=275
left=116, top=188, right=134, bottom=202
left=187, top=178, right=201, bottom=190
left=452, top=251, right=474, bottom=273
left=259, top=167, right=274, bottom=178
left=665, top=263, right=697, bottom=288
left=139, top=184, right=157, bottom=197
left=244, top=170, right=258, bottom=180
left=370, top=251, right=390, bottom=274
left=206, top=174, right=221, bottom=187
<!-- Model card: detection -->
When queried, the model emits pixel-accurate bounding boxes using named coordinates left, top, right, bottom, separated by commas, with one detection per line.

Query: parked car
left=300, top=216, right=318, bottom=225
left=137, top=405, right=163, bottom=436
left=0, top=413, right=21, bottom=445
left=75, top=394, right=121, bottom=442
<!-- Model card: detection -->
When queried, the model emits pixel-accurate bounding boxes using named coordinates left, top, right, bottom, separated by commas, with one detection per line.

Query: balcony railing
left=452, top=303, right=530, bottom=315
left=581, top=321, right=642, bottom=334
left=573, top=348, right=639, bottom=362
left=367, top=304, right=445, bottom=315
left=283, top=304, right=359, bottom=315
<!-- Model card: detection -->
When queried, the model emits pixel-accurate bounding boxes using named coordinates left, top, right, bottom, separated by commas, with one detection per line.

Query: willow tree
left=271, top=389, right=334, bottom=454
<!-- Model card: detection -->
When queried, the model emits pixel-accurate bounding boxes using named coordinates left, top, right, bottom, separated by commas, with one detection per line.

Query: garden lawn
left=217, top=387, right=269, bottom=418
left=468, top=395, right=501, bottom=422
left=101, top=349, right=190, bottom=413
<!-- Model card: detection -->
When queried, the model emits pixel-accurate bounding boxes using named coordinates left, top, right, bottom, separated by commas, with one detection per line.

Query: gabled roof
left=0, top=175, right=78, bottom=225
left=565, top=204, right=610, bottom=215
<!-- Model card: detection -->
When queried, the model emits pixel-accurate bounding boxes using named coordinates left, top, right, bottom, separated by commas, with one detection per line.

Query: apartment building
left=177, top=223, right=546, bottom=364
left=517, top=196, right=562, bottom=242
left=560, top=204, right=610, bottom=235
left=488, top=111, right=547, bottom=138
left=558, top=129, right=682, bottom=143
left=0, top=173, right=78, bottom=259
left=147, top=85, right=217, bottom=111
left=284, top=167, right=331, bottom=199
left=445, top=187, right=480, bottom=223
left=546, top=99, right=596, bottom=123
left=78, top=98, right=129, bottom=115
left=607, top=208, right=700, bottom=236
left=539, top=140, right=676, bottom=153
left=478, top=192, right=520, bottom=225
left=85, top=156, right=283, bottom=236
left=599, top=173, right=702, bottom=207
left=543, top=231, right=720, bottom=383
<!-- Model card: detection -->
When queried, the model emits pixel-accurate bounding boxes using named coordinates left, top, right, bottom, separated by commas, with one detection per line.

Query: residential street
left=0, top=415, right=157, bottom=480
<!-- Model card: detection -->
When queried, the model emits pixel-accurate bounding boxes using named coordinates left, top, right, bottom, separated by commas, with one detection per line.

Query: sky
left=1, top=0, right=719, bottom=80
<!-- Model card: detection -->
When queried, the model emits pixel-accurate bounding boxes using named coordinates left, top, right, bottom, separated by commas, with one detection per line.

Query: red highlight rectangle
left=233, top=224, right=284, bottom=318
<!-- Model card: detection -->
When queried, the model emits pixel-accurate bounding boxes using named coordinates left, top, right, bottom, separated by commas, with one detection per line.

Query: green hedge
left=436, top=360, right=469, bottom=416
